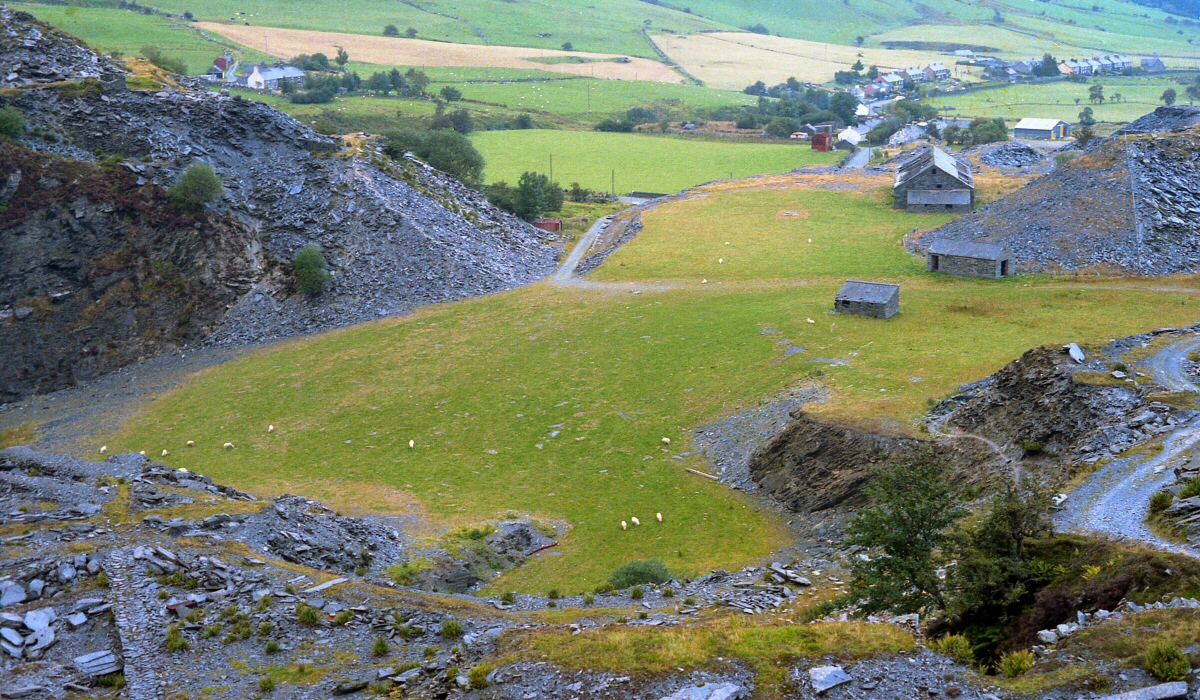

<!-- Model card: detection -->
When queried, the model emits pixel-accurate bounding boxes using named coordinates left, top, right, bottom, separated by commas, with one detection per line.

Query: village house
left=924, top=63, right=951, bottom=81
left=1013, top=118, right=1070, bottom=140
left=927, top=240, right=1014, bottom=279
left=1142, top=54, right=1167, bottom=72
left=836, top=127, right=863, bottom=150
left=902, top=67, right=926, bottom=83
left=203, top=54, right=237, bottom=82
left=893, top=146, right=974, bottom=213
left=835, top=281, right=900, bottom=319
left=239, top=63, right=306, bottom=90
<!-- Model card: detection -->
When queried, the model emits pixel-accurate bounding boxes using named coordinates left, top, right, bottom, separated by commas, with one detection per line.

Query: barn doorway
left=930, top=255, right=940, bottom=271
left=1001, top=260, right=1010, bottom=276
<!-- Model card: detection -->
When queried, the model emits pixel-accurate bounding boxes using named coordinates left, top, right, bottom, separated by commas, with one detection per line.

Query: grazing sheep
left=186, top=440, right=194, bottom=447
left=138, top=451, right=146, bottom=456
left=408, top=440, right=415, bottom=449
left=161, top=449, right=169, bottom=457
left=223, top=442, right=234, bottom=450
left=621, top=521, right=627, bottom=531
left=656, top=512, right=663, bottom=523
left=806, top=318, right=815, bottom=324
left=631, top=517, right=641, bottom=526
left=268, top=425, right=275, bottom=433
left=718, top=258, right=724, bottom=264
left=99, top=446, right=107, bottom=454
left=662, top=437, right=671, bottom=445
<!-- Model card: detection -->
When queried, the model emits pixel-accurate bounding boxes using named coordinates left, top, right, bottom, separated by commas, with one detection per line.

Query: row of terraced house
left=1056, top=55, right=1135, bottom=76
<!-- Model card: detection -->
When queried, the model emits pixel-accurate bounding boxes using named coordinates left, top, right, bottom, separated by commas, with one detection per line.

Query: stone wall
left=930, top=254, right=1007, bottom=279
left=834, top=297, right=898, bottom=319
left=894, top=169, right=972, bottom=209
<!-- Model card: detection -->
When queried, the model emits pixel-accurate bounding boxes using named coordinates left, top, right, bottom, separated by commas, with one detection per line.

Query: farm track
left=1055, top=336, right=1200, bottom=558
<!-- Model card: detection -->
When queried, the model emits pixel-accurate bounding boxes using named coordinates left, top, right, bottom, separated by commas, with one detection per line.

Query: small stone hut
left=834, top=281, right=900, bottom=319
left=894, top=146, right=974, bottom=213
left=927, top=240, right=1014, bottom=279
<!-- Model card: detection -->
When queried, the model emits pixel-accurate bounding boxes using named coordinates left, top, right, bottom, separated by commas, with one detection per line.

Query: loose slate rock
left=1099, top=682, right=1190, bottom=700
left=661, top=682, right=746, bottom=700
left=74, top=649, right=122, bottom=676
left=810, top=666, right=853, bottom=694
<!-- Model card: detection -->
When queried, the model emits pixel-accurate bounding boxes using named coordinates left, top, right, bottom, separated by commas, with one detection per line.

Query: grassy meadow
left=931, top=77, right=1184, bottom=124
left=106, top=174, right=1200, bottom=591
left=471, top=131, right=838, bottom=194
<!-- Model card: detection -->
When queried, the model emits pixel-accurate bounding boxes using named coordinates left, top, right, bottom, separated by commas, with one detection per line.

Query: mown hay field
left=652, top=32, right=986, bottom=91
left=470, top=130, right=839, bottom=194
left=106, top=175, right=1200, bottom=592
left=199, top=23, right=683, bottom=83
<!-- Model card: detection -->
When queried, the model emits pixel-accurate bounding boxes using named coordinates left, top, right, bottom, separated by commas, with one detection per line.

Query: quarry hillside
left=0, top=6, right=558, bottom=402
left=915, top=106, right=1200, bottom=275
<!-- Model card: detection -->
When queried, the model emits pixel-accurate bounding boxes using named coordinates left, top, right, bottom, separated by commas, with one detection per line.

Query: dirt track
left=198, top=23, right=683, bottom=83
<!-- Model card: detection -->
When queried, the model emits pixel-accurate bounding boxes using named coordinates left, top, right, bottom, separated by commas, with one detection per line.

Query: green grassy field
left=471, top=131, right=839, bottom=194
left=454, top=79, right=755, bottom=123
left=14, top=3, right=271, bottom=75
left=931, top=77, right=1183, bottom=123
left=106, top=176, right=1200, bottom=591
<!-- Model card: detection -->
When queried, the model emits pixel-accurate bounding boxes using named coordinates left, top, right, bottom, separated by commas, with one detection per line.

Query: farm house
left=893, top=147, right=974, bottom=213
left=927, top=240, right=1014, bottom=279
left=1013, top=118, right=1070, bottom=140
left=834, top=281, right=900, bottom=319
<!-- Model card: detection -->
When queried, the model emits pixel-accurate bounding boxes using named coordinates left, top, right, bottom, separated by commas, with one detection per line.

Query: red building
left=533, top=218, right=562, bottom=232
left=811, top=132, right=834, bottom=152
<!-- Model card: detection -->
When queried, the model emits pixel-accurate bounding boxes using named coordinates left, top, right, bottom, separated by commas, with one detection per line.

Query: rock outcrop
left=0, top=8, right=559, bottom=401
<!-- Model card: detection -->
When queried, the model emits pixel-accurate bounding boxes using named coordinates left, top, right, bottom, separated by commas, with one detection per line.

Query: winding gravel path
left=1055, top=336, right=1200, bottom=556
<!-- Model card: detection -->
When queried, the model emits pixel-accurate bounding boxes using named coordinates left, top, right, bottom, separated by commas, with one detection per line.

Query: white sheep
left=631, top=517, right=641, bottom=526
left=268, top=425, right=275, bottom=433
left=138, top=450, right=146, bottom=456
left=408, top=440, right=415, bottom=449
left=186, top=440, right=195, bottom=447
left=662, top=437, right=671, bottom=445
left=718, top=258, right=724, bottom=264
left=99, top=446, right=107, bottom=454
left=701, top=279, right=708, bottom=284
left=161, top=449, right=169, bottom=457
left=621, top=520, right=628, bottom=531
left=806, top=318, right=815, bottom=324
left=224, top=442, right=234, bottom=450
left=656, top=512, right=663, bottom=523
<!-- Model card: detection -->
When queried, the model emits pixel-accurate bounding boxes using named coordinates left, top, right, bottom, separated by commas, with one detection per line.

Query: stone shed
left=834, top=280, right=900, bottom=319
left=894, top=146, right=974, bottom=213
left=927, top=240, right=1014, bottom=279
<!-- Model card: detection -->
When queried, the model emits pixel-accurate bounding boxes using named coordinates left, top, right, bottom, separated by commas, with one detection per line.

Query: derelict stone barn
left=927, top=240, right=1014, bottom=279
left=834, top=280, right=900, bottom=319
left=894, top=146, right=974, bottom=213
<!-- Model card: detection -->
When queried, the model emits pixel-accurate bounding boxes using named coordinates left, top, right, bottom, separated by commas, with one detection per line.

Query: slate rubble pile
left=979, top=141, right=1046, bottom=168
left=0, top=6, right=121, bottom=88
left=916, top=119, right=1200, bottom=275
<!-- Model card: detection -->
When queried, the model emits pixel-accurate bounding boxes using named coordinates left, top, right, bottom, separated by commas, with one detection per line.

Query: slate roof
left=1014, top=118, right=1068, bottom=132
left=836, top=280, right=900, bottom=304
left=908, top=189, right=972, bottom=205
left=927, top=239, right=1012, bottom=260
left=895, top=146, right=973, bottom=189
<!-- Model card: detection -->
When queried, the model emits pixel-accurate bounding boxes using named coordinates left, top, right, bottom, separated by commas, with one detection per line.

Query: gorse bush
left=997, top=649, right=1035, bottom=677
left=167, top=162, right=223, bottom=212
left=293, top=245, right=331, bottom=296
left=609, top=559, right=670, bottom=589
left=931, top=634, right=973, bottom=664
left=0, top=105, right=25, bottom=140
left=1144, top=642, right=1191, bottom=681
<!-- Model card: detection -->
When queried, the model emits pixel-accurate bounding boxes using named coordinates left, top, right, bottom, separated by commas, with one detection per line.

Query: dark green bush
left=0, top=106, right=25, bottom=140
left=1149, top=491, right=1175, bottom=515
left=293, top=245, right=331, bottom=296
left=1144, top=642, right=1190, bottom=681
left=140, top=45, right=188, bottom=74
left=382, top=128, right=484, bottom=185
left=1020, top=440, right=1044, bottom=456
left=609, top=559, right=670, bottom=589
left=166, top=162, right=223, bottom=212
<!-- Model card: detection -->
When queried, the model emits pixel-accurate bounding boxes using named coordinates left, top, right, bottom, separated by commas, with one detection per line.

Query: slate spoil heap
left=0, top=7, right=559, bottom=401
left=978, top=141, right=1046, bottom=168
left=915, top=107, right=1200, bottom=275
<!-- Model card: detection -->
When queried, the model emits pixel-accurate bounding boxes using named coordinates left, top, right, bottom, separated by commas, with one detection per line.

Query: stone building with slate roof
left=927, top=240, right=1014, bottom=279
left=834, top=281, right=900, bottom=319
left=894, top=147, right=974, bottom=213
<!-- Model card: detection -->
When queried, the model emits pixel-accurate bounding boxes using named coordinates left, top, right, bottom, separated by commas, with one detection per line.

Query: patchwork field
left=106, top=174, right=1200, bottom=592
left=454, top=80, right=756, bottom=122
left=197, top=23, right=683, bottom=83
left=652, top=32, right=986, bottom=90
left=931, top=77, right=1185, bottom=124
left=470, top=131, right=839, bottom=194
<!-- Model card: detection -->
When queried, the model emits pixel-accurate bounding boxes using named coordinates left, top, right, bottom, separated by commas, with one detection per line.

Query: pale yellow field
left=653, top=32, right=986, bottom=90
left=197, top=23, right=684, bottom=83
left=869, top=24, right=1089, bottom=59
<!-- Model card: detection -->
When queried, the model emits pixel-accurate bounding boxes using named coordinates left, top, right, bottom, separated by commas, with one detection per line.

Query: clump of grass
left=500, top=591, right=516, bottom=605
left=1144, top=642, right=1191, bottom=681
left=202, top=624, right=222, bottom=639
left=333, top=610, right=354, bottom=626
left=609, top=560, right=670, bottom=589
left=424, top=646, right=438, bottom=659
left=258, top=676, right=277, bottom=693
left=395, top=623, right=417, bottom=640
left=96, top=673, right=126, bottom=689
left=441, top=619, right=464, bottom=638
left=258, top=622, right=274, bottom=636
left=158, top=589, right=170, bottom=601
left=662, top=587, right=675, bottom=598
left=468, top=665, right=492, bottom=689
left=1020, top=440, right=1044, bottom=456
left=1179, top=479, right=1200, bottom=500
left=630, top=586, right=645, bottom=600
left=1150, top=491, right=1175, bottom=515
left=998, top=650, right=1035, bottom=677
left=547, top=588, right=561, bottom=600
left=683, top=597, right=697, bottom=606
left=224, top=619, right=253, bottom=644
left=593, top=582, right=615, bottom=595
left=372, top=636, right=391, bottom=656
left=584, top=594, right=595, bottom=605
left=185, top=608, right=205, bottom=624
left=931, top=634, right=973, bottom=664
left=164, top=625, right=190, bottom=652
left=96, top=571, right=110, bottom=588
left=296, top=603, right=322, bottom=626
left=264, top=640, right=281, bottom=654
